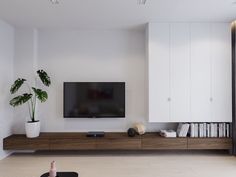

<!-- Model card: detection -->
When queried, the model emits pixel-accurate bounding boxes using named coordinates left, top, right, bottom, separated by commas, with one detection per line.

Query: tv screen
left=63, top=82, right=125, bottom=118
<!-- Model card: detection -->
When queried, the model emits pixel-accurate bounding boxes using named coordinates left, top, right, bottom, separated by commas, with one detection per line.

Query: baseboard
left=0, top=151, right=13, bottom=160
left=14, top=150, right=36, bottom=153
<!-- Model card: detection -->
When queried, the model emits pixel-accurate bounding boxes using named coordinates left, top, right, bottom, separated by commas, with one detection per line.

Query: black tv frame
left=63, top=82, right=126, bottom=118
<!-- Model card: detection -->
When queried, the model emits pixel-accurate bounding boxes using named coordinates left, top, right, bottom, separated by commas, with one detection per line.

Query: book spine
left=190, top=123, right=194, bottom=137
left=219, top=123, right=222, bottom=138
left=223, top=123, right=226, bottom=137
left=215, top=123, right=218, bottom=137
left=210, top=123, right=214, bottom=138
left=185, top=124, right=190, bottom=137
left=207, top=123, right=210, bottom=137
left=209, top=123, right=212, bottom=137
left=203, top=123, right=207, bottom=137
left=194, top=124, right=199, bottom=138
left=200, top=124, right=203, bottom=137
left=177, top=123, right=182, bottom=137
left=226, top=123, right=230, bottom=138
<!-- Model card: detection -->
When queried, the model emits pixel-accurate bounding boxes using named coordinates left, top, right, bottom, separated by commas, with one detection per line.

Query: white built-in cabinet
left=190, top=23, right=212, bottom=123
left=148, top=23, right=232, bottom=123
left=148, top=23, right=170, bottom=122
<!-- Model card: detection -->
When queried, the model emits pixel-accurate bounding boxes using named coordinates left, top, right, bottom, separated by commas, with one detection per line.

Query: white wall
left=12, top=28, right=38, bottom=133
left=0, top=20, right=14, bottom=159
left=13, top=29, right=175, bottom=133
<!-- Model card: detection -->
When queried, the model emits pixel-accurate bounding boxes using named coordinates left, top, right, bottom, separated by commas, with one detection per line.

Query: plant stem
left=27, top=101, right=32, bottom=119
left=32, top=77, right=37, bottom=122
left=31, top=80, right=38, bottom=122
left=32, top=94, right=37, bottom=122
left=26, top=83, right=34, bottom=122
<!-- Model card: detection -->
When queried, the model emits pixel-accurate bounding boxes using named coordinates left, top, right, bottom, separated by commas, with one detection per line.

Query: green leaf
left=9, top=93, right=32, bottom=107
left=32, top=87, right=48, bottom=102
left=37, top=70, right=51, bottom=87
left=10, top=78, right=26, bottom=94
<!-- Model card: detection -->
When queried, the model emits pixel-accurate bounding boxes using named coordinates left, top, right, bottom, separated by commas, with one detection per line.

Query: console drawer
left=142, top=134, right=187, bottom=149
left=96, top=138, right=141, bottom=149
left=50, top=139, right=96, bottom=150
left=187, top=138, right=232, bottom=149
left=3, top=136, right=49, bottom=150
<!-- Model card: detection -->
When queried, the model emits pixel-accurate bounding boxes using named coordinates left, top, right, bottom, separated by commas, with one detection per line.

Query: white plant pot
left=25, top=121, right=40, bottom=138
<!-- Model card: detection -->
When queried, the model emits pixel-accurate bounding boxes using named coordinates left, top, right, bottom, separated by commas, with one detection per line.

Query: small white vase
left=25, top=121, right=40, bottom=138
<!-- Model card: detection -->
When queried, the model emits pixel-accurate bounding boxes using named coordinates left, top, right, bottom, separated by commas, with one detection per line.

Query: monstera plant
left=9, top=70, right=51, bottom=138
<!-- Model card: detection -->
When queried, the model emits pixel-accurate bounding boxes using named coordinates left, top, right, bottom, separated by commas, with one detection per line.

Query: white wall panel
left=170, top=23, right=191, bottom=122
left=148, top=23, right=170, bottom=122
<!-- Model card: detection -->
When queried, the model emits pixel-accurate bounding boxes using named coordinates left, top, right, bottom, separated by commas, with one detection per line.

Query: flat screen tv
left=63, top=82, right=125, bottom=118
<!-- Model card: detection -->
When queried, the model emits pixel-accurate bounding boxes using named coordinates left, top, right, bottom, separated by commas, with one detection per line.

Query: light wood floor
left=0, top=151, right=236, bottom=177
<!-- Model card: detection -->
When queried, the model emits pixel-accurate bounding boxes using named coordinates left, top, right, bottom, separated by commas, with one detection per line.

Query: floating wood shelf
left=3, top=132, right=232, bottom=151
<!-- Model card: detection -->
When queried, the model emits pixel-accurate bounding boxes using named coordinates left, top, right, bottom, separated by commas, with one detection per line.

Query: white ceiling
left=0, top=0, right=236, bottom=30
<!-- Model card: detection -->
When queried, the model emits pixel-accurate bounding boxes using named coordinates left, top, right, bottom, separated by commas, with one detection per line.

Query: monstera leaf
left=32, top=87, right=48, bottom=102
left=9, top=93, right=32, bottom=107
left=37, top=70, right=51, bottom=87
left=10, top=78, right=26, bottom=94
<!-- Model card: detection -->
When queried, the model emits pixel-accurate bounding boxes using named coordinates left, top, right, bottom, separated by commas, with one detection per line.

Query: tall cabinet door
left=211, top=23, right=232, bottom=122
left=148, top=23, right=170, bottom=122
left=170, top=23, right=191, bottom=122
left=190, top=23, right=212, bottom=122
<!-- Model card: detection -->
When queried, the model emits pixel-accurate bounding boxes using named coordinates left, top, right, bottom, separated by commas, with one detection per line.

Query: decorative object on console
left=160, top=130, right=177, bottom=138
left=133, top=123, right=146, bottom=135
left=127, top=128, right=137, bottom=137
left=9, top=70, right=51, bottom=138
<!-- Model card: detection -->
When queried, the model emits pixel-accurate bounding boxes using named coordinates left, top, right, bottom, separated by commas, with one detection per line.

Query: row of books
left=160, top=123, right=231, bottom=138
left=177, top=123, right=231, bottom=138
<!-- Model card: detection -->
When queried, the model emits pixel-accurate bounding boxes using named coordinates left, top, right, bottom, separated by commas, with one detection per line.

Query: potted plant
left=9, top=70, right=51, bottom=138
